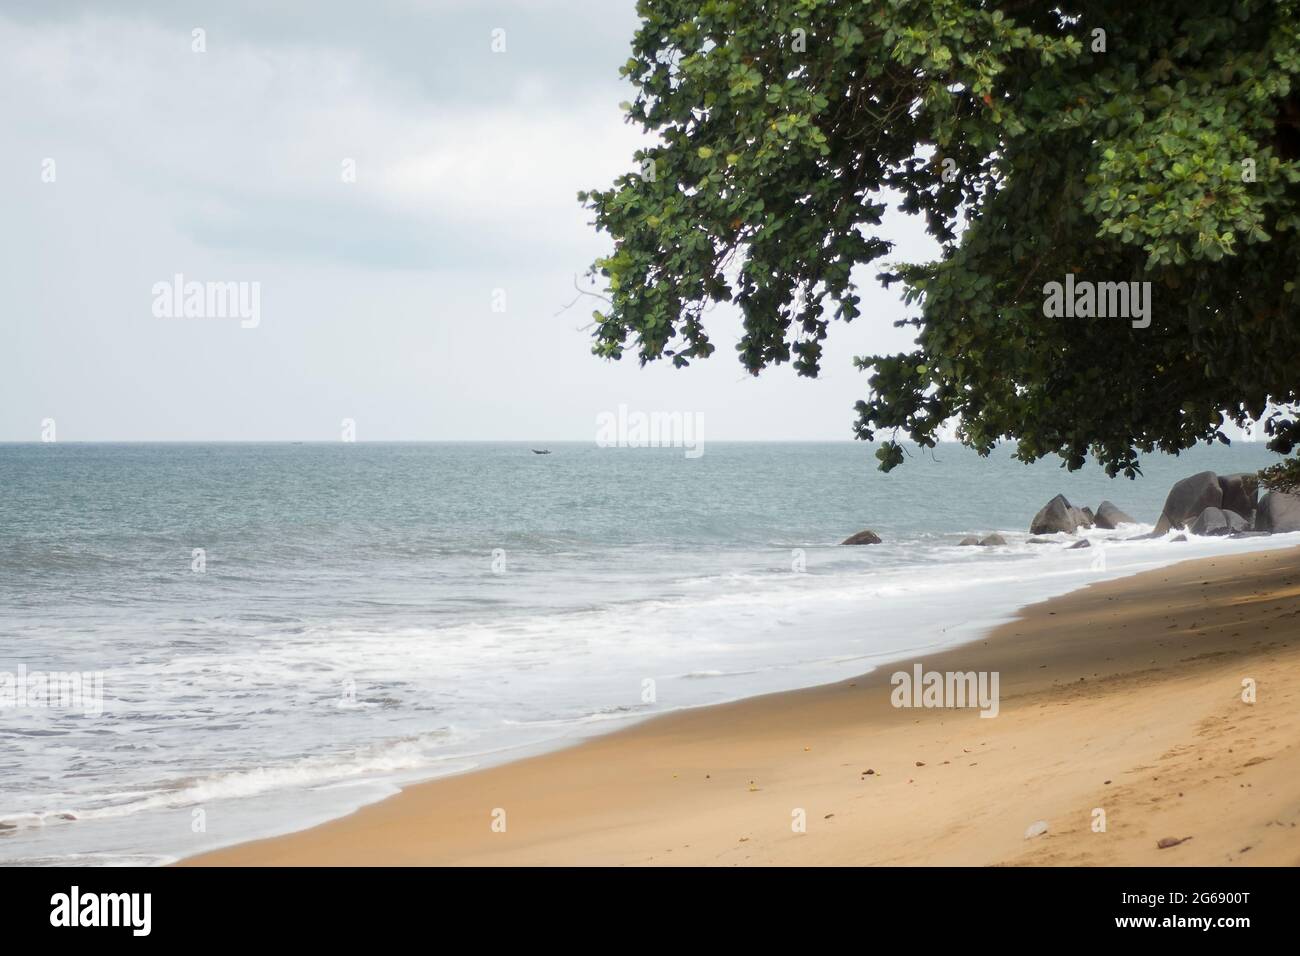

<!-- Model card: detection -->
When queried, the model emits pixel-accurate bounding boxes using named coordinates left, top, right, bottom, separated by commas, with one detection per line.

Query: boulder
left=1030, top=494, right=1085, bottom=535
left=958, top=536, right=980, bottom=546
left=1188, top=508, right=1226, bottom=536
left=1170, top=533, right=1188, bottom=542
left=1068, top=539, right=1092, bottom=549
left=979, top=533, right=1007, bottom=547
left=1230, top=530, right=1272, bottom=538
left=1026, top=537, right=1054, bottom=544
left=1223, top=509, right=1251, bottom=534
left=1154, top=471, right=1222, bottom=533
left=1188, top=507, right=1249, bottom=537
left=1218, top=473, right=1259, bottom=521
left=1256, top=491, right=1300, bottom=533
left=1094, top=500, right=1136, bottom=529
left=842, top=529, right=882, bottom=545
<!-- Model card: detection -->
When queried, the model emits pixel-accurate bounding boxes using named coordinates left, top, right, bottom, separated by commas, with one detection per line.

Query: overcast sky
left=1, top=0, right=935, bottom=442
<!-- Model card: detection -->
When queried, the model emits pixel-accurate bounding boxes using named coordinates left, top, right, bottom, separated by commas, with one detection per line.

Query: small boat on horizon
left=531, top=448, right=551, bottom=455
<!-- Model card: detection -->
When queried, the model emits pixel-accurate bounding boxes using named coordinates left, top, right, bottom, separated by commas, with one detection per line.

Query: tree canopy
left=580, top=0, right=1300, bottom=476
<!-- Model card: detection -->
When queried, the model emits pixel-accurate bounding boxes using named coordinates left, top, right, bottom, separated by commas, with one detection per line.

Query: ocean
left=0, top=440, right=1293, bottom=865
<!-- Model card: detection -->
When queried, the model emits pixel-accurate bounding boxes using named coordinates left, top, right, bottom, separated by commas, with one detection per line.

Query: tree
left=579, top=0, right=1300, bottom=476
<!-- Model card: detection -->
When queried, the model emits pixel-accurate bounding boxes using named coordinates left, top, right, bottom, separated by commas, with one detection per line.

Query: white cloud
left=0, top=12, right=644, bottom=264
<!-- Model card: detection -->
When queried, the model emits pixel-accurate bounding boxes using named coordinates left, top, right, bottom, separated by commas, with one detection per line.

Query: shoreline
left=182, top=544, right=1300, bottom=866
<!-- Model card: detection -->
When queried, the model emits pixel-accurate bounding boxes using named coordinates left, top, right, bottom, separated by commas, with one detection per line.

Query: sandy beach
left=183, top=545, right=1300, bottom=866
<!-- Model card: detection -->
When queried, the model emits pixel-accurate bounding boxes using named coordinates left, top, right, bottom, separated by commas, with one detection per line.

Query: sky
left=0, top=0, right=939, bottom=442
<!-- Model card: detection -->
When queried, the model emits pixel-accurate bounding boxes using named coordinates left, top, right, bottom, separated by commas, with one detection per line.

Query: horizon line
left=0, top=438, right=885, bottom=445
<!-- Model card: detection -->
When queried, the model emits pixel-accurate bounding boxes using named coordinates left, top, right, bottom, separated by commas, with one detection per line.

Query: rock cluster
left=841, top=469, right=1298, bottom=549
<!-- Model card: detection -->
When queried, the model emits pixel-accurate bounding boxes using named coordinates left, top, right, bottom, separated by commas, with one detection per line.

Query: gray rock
left=1187, top=508, right=1223, bottom=536
left=1068, top=539, right=1092, bottom=549
left=1223, top=509, right=1251, bottom=533
left=1229, top=530, right=1272, bottom=538
left=1094, top=500, right=1137, bottom=529
left=1026, top=537, right=1054, bottom=544
left=1218, top=473, right=1259, bottom=521
left=979, top=533, right=1008, bottom=547
left=958, top=536, right=981, bottom=546
left=842, top=529, right=882, bottom=545
left=1170, top=533, right=1188, bottom=542
left=1256, top=491, right=1300, bottom=533
left=1030, top=494, right=1085, bottom=535
left=1154, top=471, right=1222, bottom=533
left=1188, top=507, right=1249, bottom=537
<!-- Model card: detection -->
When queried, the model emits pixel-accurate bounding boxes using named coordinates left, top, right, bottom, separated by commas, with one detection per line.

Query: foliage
left=580, top=0, right=1300, bottom=476
left=1260, top=456, right=1300, bottom=493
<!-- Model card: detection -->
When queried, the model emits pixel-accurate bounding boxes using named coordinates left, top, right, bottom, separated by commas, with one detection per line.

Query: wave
left=0, top=731, right=456, bottom=834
